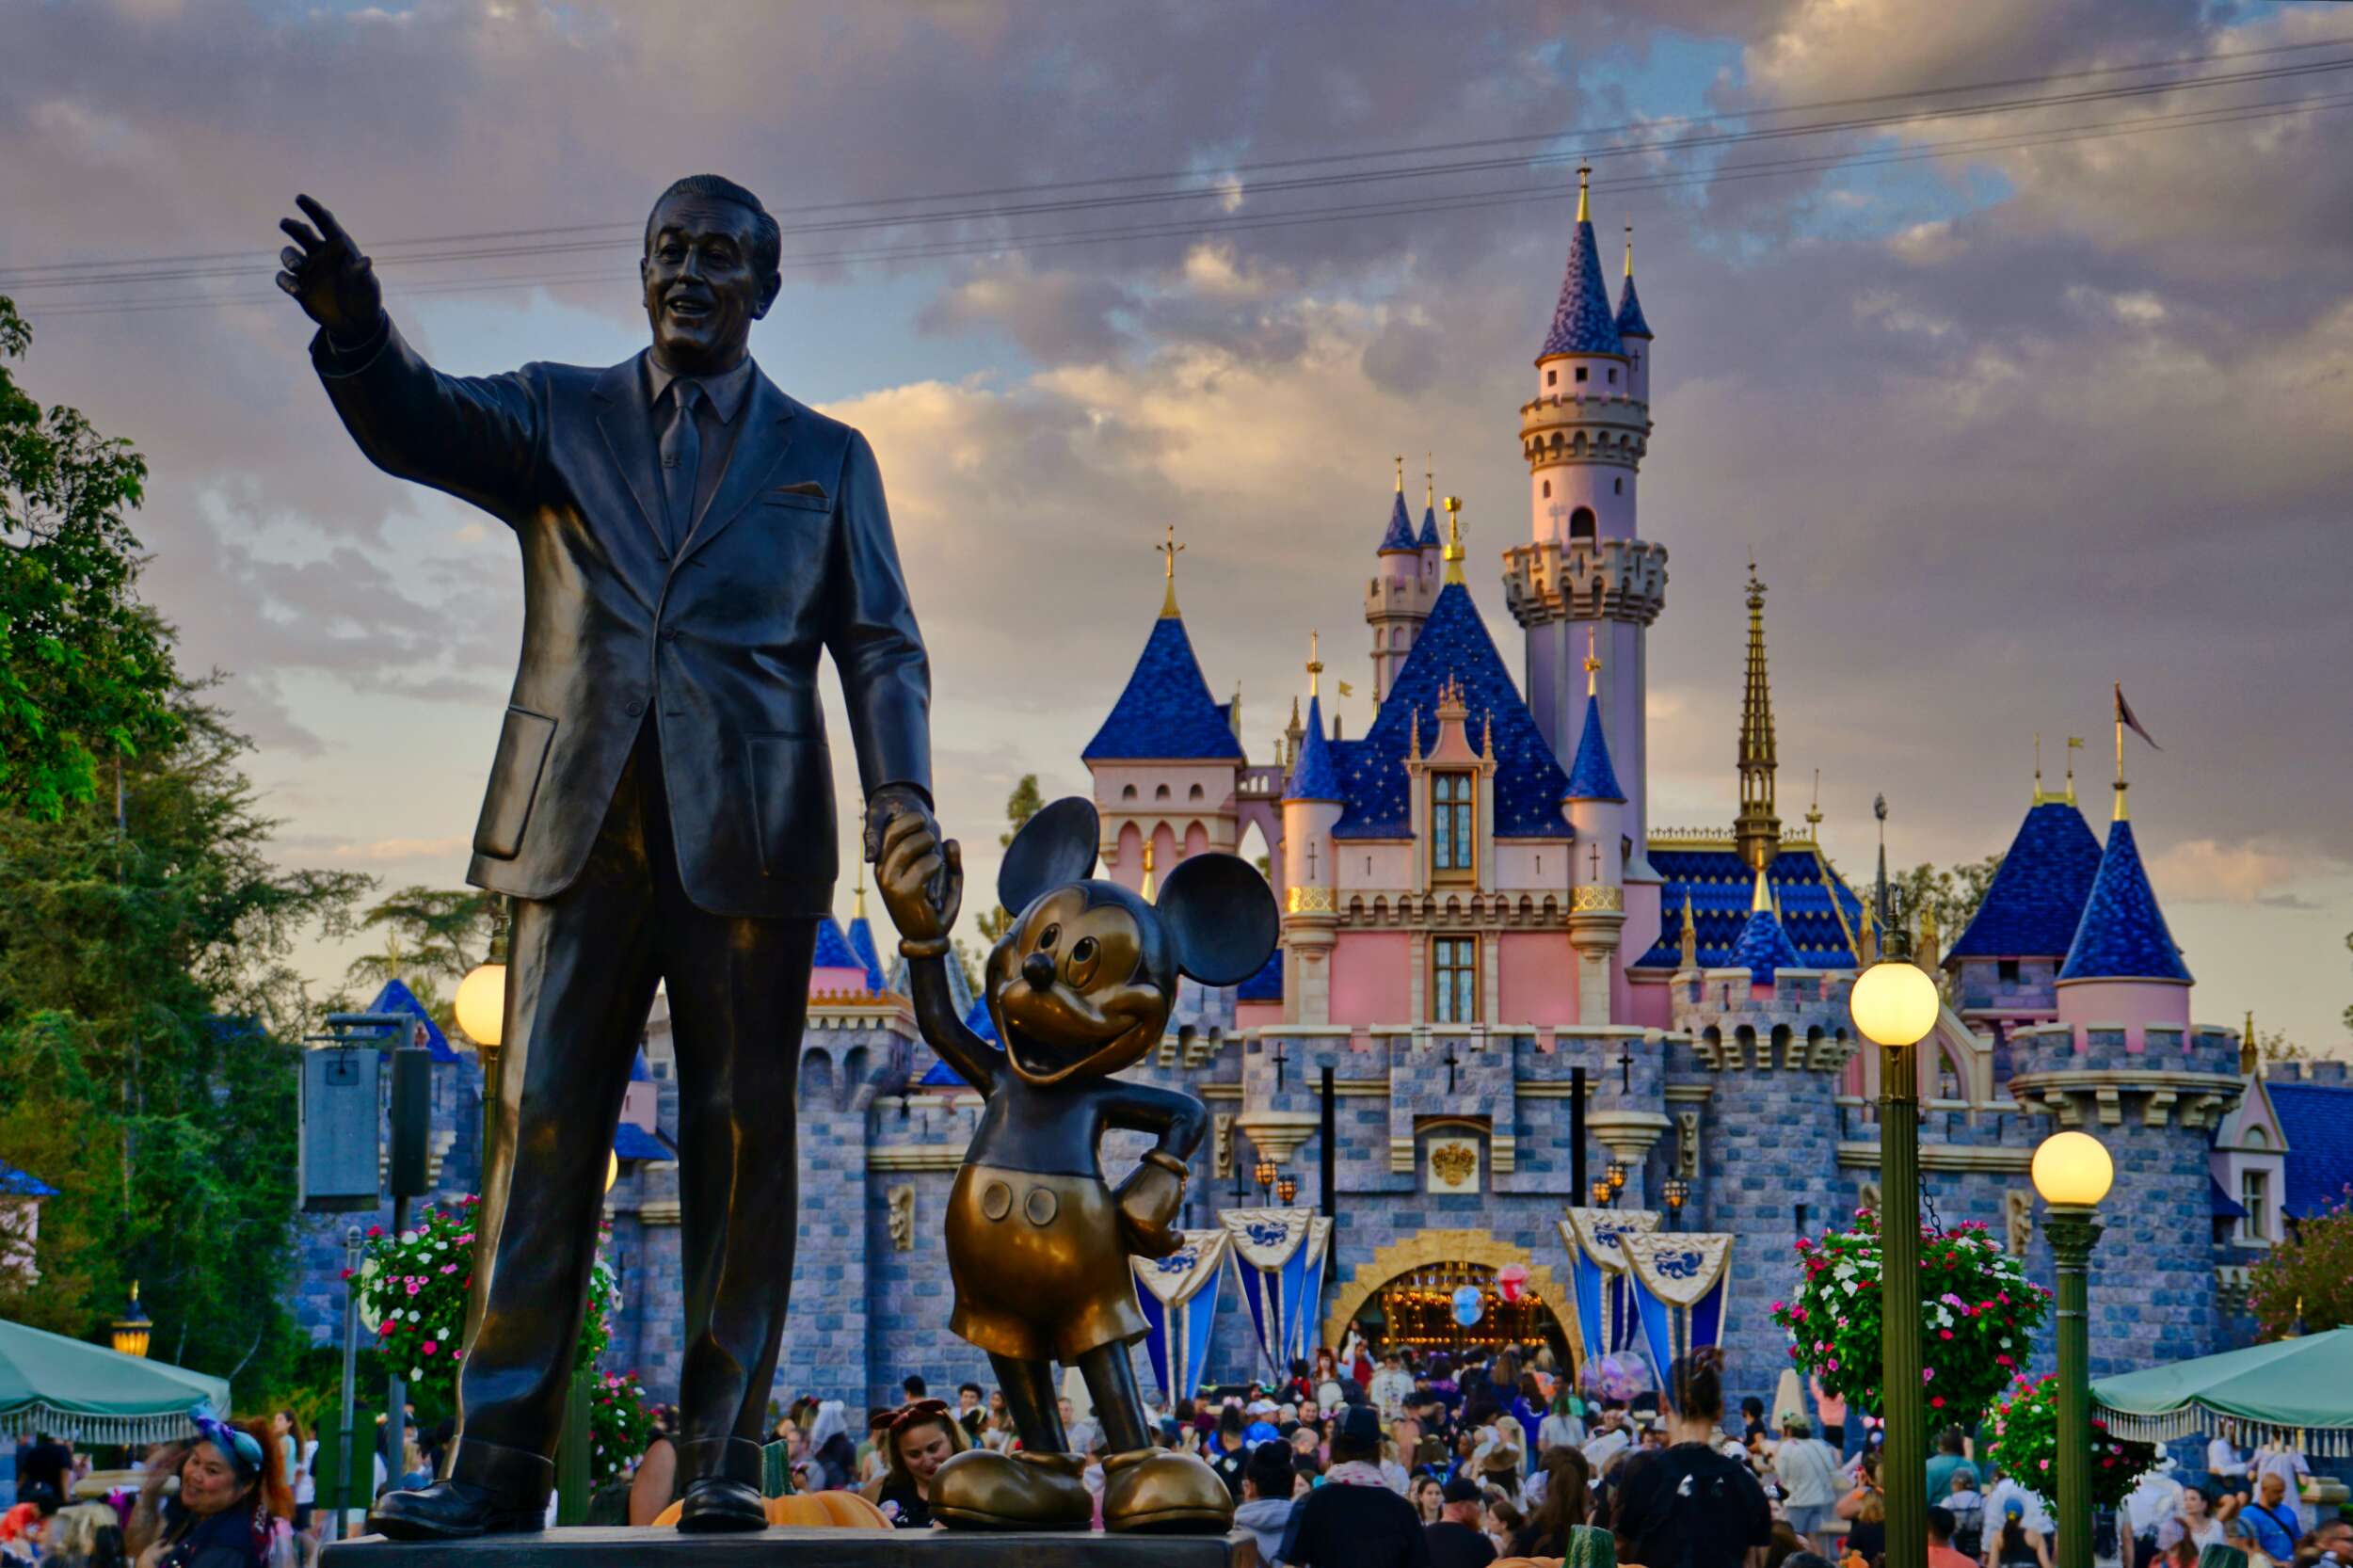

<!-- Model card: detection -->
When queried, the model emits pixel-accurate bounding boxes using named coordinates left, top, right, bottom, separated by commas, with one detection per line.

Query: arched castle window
left=1122, top=784, right=1138, bottom=800
left=2247, top=1126, right=2269, bottom=1149
left=1431, top=773, right=1475, bottom=880
left=1155, top=783, right=1171, bottom=801
left=1570, top=507, right=1596, bottom=540
left=1547, top=368, right=1557, bottom=387
left=1189, top=783, right=1205, bottom=801
left=1770, top=1024, right=1792, bottom=1070
left=1613, top=477, right=1623, bottom=495
left=1392, top=629, right=1404, bottom=648
left=1608, top=367, right=1619, bottom=384
left=799, top=1049, right=835, bottom=1110
left=1575, top=366, right=1589, bottom=383
left=1543, top=480, right=1552, bottom=499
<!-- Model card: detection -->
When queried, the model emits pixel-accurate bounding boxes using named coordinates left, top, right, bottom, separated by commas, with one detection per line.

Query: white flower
left=409, top=1366, right=423, bottom=1380
left=1843, top=1281, right=1860, bottom=1296
left=399, top=1231, right=417, bottom=1245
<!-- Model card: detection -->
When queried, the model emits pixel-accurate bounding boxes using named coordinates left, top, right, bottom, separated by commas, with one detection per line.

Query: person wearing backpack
left=1609, top=1350, right=1772, bottom=1568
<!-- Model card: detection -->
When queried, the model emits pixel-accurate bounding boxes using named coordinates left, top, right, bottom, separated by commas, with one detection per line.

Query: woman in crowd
left=1511, top=1444, right=1608, bottom=1560
left=1484, top=1494, right=1528, bottom=1559
left=1774, top=1414, right=1845, bottom=1556
left=1509, top=1373, right=1548, bottom=1455
left=264, top=1414, right=307, bottom=1541
left=1538, top=1384, right=1587, bottom=1453
left=805, top=1400, right=856, bottom=1493
left=626, top=1404, right=680, bottom=1527
left=1609, top=1351, right=1775, bottom=1568
left=2156, top=1486, right=2224, bottom=1557
left=1411, top=1474, right=1446, bottom=1526
left=1985, top=1496, right=2052, bottom=1568
left=1845, top=1485, right=1889, bottom=1567
left=873, top=1400, right=965, bottom=1530
left=135, top=1411, right=292, bottom=1568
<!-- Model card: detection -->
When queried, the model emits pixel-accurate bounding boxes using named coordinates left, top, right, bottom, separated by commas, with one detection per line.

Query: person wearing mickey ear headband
left=141, top=1405, right=291, bottom=1568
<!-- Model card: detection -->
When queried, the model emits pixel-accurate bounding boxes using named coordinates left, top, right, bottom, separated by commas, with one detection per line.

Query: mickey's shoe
left=674, top=1437, right=767, bottom=1533
left=931, top=1448, right=1092, bottom=1530
left=1100, top=1448, right=1236, bottom=1534
left=367, top=1439, right=549, bottom=1541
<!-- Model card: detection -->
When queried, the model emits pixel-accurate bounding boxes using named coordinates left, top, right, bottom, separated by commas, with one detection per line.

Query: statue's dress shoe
left=675, top=1475, right=767, bottom=1532
left=1101, top=1448, right=1238, bottom=1534
left=367, top=1479, right=545, bottom=1541
left=931, top=1448, right=1092, bottom=1530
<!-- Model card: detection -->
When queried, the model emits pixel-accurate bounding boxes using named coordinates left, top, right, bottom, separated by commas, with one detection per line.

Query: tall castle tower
left=1734, top=563, right=1781, bottom=872
left=1503, top=168, right=1666, bottom=948
left=1365, top=457, right=1444, bottom=704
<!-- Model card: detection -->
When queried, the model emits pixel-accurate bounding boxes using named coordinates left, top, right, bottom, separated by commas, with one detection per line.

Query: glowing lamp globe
left=2031, top=1130, right=2115, bottom=1208
left=455, top=961, right=506, bottom=1048
left=1849, top=959, right=1939, bottom=1048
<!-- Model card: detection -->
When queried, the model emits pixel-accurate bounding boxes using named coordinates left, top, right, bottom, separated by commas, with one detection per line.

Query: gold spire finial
left=1625, top=222, right=1634, bottom=279
left=1409, top=704, right=1422, bottom=761
left=1678, top=891, right=1698, bottom=968
left=1156, top=523, right=1185, bottom=618
left=1806, top=768, right=1823, bottom=831
left=1306, top=629, right=1322, bottom=699
left=1583, top=624, right=1602, bottom=698
left=1425, top=453, right=1434, bottom=513
left=1735, top=559, right=1781, bottom=873
left=1442, top=495, right=1465, bottom=584
left=854, top=859, right=868, bottom=920
left=1142, top=839, right=1157, bottom=900
left=2066, top=736, right=2083, bottom=804
left=1752, top=865, right=1773, bottom=916
left=2033, top=732, right=2043, bottom=804
left=1481, top=709, right=1495, bottom=760
left=1577, top=163, right=1592, bottom=224
left=1395, top=454, right=1405, bottom=493
left=2243, top=1009, right=2259, bottom=1077
left=2113, top=706, right=2129, bottom=821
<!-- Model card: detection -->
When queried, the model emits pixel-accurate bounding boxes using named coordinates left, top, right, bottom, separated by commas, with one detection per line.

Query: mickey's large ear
left=1156, top=852, right=1279, bottom=986
left=997, top=796, right=1099, bottom=916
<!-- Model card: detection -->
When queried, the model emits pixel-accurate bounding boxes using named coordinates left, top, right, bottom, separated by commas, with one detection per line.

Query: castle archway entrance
left=1323, top=1229, right=1572, bottom=1361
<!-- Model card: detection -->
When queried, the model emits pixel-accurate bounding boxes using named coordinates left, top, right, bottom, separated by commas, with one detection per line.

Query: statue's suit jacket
left=313, top=320, right=930, bottom=920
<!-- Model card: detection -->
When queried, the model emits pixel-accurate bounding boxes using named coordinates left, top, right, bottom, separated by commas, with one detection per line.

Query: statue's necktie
left=658, top=378, right=703, bottom=550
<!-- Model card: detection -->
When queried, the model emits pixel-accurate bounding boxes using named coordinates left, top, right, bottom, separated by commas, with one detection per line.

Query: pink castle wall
left=1329, top=931, right=1412, bottom=1025
left=1497, top=932, right=1579, bottom=1026
left=2054, top=978, right=2191, bottom=1050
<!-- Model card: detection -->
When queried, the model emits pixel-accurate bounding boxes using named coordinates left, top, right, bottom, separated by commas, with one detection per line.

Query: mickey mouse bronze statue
left=876, top=796, right=1277, bottom=1532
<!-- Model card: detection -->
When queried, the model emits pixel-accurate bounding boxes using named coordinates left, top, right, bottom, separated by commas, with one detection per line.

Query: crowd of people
left=7, top=1344, right=2344, bottom=1566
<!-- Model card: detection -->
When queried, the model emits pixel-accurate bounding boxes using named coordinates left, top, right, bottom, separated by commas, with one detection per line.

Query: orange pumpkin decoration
left=648, top=1491, right=892, bottom=1529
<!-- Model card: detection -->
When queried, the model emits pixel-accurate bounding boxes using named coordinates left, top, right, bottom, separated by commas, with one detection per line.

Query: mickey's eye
left=1070, top=936, right=1098, bottom=965
left=1065, top=935, right=1101, bottom=988
left=1035, top=923, right=1061, bottom=952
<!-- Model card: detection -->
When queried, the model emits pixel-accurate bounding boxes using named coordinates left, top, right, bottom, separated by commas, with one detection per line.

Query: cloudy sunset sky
left=5, top=0, right=2349, bottom=1050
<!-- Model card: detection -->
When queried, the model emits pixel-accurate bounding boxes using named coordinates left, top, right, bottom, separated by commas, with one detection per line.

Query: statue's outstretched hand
left=877, top=811, right=962, bottom=946
left=275, top=194, right=383, bottom=347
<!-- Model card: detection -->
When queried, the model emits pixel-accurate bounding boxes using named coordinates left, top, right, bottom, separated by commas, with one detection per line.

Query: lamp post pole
left=1879, top=1021, right=1926, bottom=1568
left=2044, top=1204, right=2103, bottom=1568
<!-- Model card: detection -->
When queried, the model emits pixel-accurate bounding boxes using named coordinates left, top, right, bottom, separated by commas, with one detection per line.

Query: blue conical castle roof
left=1540, top=214, right=1625, bottom=360
left=1615, top=272, right=1653, bottom=340
left=1729, top=905, right=1802, bottom=984
left=845, top=908, right=888, bottom=992
left=1333, top=583, right=1570, bottom=840
left=1563, top=697, right=1625, bottom=803
left=1083, top=613, right=1245, bottom=761
left=1418, top=502, right=1441, bottom=549
left=2059, top=817, right=2191, bottom=983
left=1947, top=800, right=2104, bottom=962
left=1287, top=695, right=1342, bottom=802
left=813, top=915, right=866, bottom=978
left=1379, top=490, right=1417, bottom=553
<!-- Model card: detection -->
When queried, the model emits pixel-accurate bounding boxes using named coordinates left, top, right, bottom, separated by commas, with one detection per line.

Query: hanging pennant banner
left=1289, top=1216, right=1334, bottom=1363
left=1133, top=1229, right=1232, bottom=1405
left=1221, top=1207, right=1316, bottom=1377
left=1557, top=1208, right=1661, bottom=1368
left=1619, top=1231, right=1736, bottom=1389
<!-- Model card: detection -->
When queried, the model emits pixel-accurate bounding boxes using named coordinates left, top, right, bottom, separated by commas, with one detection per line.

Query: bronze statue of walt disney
left=875, top=796, right=1277, bottom=1532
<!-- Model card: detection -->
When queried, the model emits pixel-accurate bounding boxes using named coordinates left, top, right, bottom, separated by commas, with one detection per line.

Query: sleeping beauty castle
left=296, top=172, right=2353, bottom=1419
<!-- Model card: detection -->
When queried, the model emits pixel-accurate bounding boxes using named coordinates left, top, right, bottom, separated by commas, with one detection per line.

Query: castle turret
left=2055, top=741, right=2190, bottom=1049
left=1945, top=748, right=2103, bottom=1049
left=1281, top=634, right=1343, bottom=1025
left=1734, top=563, right=1781, bottom=874
left=1504, top=166, right=1664, bottom=952
left=1366, top=457, right=1441, bottom=704
left=1617, top=223, right=1654, bottom=406
left=1564, top=627, right=1627, bottom=1025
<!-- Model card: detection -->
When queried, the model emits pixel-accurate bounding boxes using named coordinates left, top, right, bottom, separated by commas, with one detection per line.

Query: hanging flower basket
left=1769, top=1209, right=2049, bottom=1426
left=587, top=1369, right=658, bottom=1486
left=1984, top=1373, right=2155, bottom=1510
left=352, top=1196, right=618, bottom=1410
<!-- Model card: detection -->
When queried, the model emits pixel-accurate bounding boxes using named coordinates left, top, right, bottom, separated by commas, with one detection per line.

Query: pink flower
left=1827, top=1358, right=1840, bottom=1371
left=368, top=1225, right=383, bottom=1238
left=1940, top=1330, right=1954, bottom=1340
left=1931, top=1396, right=1945, bottom=1409
left=1923, top=1368, right=1936, bottom=1383
left=406, top=1281, right=421, bottom=1295
left=422, top=1341, right=438, bottom=1355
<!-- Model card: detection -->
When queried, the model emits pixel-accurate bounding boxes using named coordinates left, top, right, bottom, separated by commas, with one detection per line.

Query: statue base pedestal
left=323, top=1528, right=1247, bottom=1566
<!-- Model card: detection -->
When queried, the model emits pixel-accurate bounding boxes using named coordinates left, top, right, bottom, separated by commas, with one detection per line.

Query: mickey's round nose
left=1022, top=952, right=1057, bottom=990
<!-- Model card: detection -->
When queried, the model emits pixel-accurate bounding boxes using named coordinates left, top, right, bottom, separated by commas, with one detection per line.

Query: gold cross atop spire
left=1156, top=523, right=1185, bottom=617
left=1806, top=768, right=1823, bottom=830
left=1584, top=623, right=1602, bottom=697
left=1625, top=223, right=1634, bottom=278
left=1577, top=163, right=1592, bottom=224
left=1306, top=629, right=1322, bottom=698
left=1394, top=454, right=1405, bottom=492
left=1442, top=495, right=1465, bottom=584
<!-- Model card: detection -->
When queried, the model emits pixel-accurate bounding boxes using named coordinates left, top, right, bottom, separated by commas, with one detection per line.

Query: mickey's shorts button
left=980, top=1181, right=1013, bottom=1221
left=1023, top=1186, right=1060, bottom=1226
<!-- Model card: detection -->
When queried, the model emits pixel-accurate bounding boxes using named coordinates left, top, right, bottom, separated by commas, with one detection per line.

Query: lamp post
left=1589, top=1177, right=1613, bottom=1209
left=1663, top=1177, right=1689, bottom=1229
left=1606, top=1160, right=1627, bottom=1200
left=2032, top=1130, right=2114, bottom=1568
left=1850, top=893, right=1941, bottom=1568
left=1255, top=1156, right=1276, bottom=1206
left=456, top=899, right=510, bottom=1163
left=110, top=1282, right=152, bottom=1359
left=1275, top=1175, right=1298, bottom=1208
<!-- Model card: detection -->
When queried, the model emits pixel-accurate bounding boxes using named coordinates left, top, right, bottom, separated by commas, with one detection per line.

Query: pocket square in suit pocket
left=763, top=482, right=830, bottom=511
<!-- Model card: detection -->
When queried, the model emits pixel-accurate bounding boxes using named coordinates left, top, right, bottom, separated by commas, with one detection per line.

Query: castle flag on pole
left=2114, top=683, right=2160, bottom=751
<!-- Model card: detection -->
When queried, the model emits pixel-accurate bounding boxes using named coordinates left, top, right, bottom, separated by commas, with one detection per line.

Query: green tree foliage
left=2248, top=1192, right=2353, bottom=1337
left=0, top=677, right=368, bottom=1384
left=1897, top=853, right=2005, bottom=947
left=974, top=774, right=1045, bottom=944
left=0, top=297, right=182, bottom=822
left=336, top=886, right=499, bottom=1027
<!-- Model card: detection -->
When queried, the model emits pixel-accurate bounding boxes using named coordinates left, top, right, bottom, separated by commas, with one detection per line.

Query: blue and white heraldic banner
left=1558, top=1207, right=1660, bottom=1368
left=1220, top=1208, right=1326, bottom=1375
left=1132, top=1229, right=1232, bottom=1405
left=1620, top=1231, right=1736, bottom=1380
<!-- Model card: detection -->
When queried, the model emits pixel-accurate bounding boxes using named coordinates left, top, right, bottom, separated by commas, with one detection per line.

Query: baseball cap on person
left=1443, top=1476, right=1484, bottom=1505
